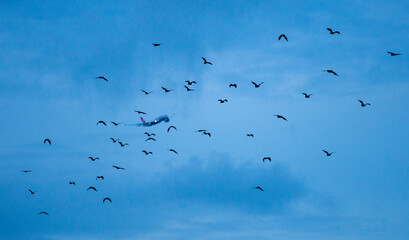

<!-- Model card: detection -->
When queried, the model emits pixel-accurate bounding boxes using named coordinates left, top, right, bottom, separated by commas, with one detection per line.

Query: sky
left=0, top=0, right=409, bottom=239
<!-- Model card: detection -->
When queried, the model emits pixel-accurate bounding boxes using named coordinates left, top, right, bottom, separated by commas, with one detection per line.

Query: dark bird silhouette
left=168, top=149, right=178, bottom=154
left=145, top=137, right=157, bottom=142
left=95, top=76, right=108, bottom=82
left=39, top=211, right=49, bottom=215
left=97, top=121, right=107, bottom=126
left=141, top=89, right=153, bottom=95
left=110, top=138, right=120, bottom=143
left=218, top=99, right=228, bottom=103
left=96, top=176, right=104, bottom=180
left=263, top=157, right=271, bottom=162
left=28, top=189, right=36, bottom=195
left=202, top=57, right=212, bottom=65
left=229, top=83, right=237, bottom=88
left=111, top=121, right=122, bottom=126
left=144, top=132, right=156, bottom=137
left=167, top=126, right=177, bottom=132
left=88, top=157, right=100, bottom=161
left=326, top=28, right=340, bottom=34
left=87, top=186, right=97, bottom=192
left=22, top=170, right=32, bottom=173
left=135, top=110, right=147, bottom=114
left=118, top=141, right=129, bottom=147
left=203, top=131, right=211, bottom=137
left=43, top=139, right=51, bottom=145
left=247, top=134, right=254, bottom=137
left=195, top=129, right=208, bottom=133
left=358, top=100, right=371, bottom=107
left=387, top=51, right=401, bottom=56
left=251, top=81, right=264, bottom=88
left=278, top=34, right=288, bottom=41
left=142, top=150, right=153, bottom=155
left=69, top=181, right=75, bottom=185
left=302, top=93, right=313, bottom=98
left=162, top=87, right=174, bottom=93
left=322, top=70, right=339, bottom=76
left=185, top=80, right=197, bottom=85
left=112, top=165, right=125, bottom=170
left=152, top=43, right=162, bottom=47
left=273, top=115, right=287, bottom=121
left=254, top=186, right=264, bottom=192
left=322, top=150, right=335, bottom=156
left=184, top=85, right=194, bottom=91
left=103, top=197, right=112, bottom=203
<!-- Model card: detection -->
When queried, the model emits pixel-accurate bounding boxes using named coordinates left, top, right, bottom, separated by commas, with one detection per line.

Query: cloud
left=131, top=152, right=306, bottom=213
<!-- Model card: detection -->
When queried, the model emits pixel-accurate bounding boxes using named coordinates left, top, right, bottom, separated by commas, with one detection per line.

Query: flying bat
left=326, top=28, right=340, bottom=34
left=278, top=34, right=288, bottom=41
left=95, top=76, right=108, bottom=82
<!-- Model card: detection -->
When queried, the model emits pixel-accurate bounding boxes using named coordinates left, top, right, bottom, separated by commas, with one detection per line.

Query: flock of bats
left=23, top=27, right=402, bottom=215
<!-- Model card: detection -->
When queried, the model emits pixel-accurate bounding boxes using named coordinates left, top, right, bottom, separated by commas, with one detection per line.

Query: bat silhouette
left=95, top=76, right=108, bottom=82
left=326, top=28, right=340, bottom=34
left=302, top=93, right=313, bottom=98
left=251, top=81, right=264, bottom=88
left=142, top=150, right=153, bottom=155
left=88, top=157, right=100, bottom=161
left=141, top=90, right=153, bottom=95
left=135, top=111, right=147, bottom=114
left=273, top=115, right=287, bottom=121
left=97, top=121, right=107, bottom=126
left=87, top=186, right=97, bottom=192
left=322, top=70, right=339, bottom=76
left=184, top=85, right=194, bottom=91
left=387, top=51, right=401, bottom=56
left=118, top=141, right=129, bottom=147
left=322, top=150, right=335, bottom=156
left=161, top=87, right=174, bottom=93
left=185, top=80, right=197, bottom=85
left=112, top=165, right=125, bottom=170
left=168, top=149, right=178, bottom=154
left=167, top=126, right=177, bottom=132
left=278, top=34, right=288, bottom=41
left=111, top=121, right=122, bottom=126
left=202, top=57, right=212, bottom=65
left=358, top=100, right=371, bottom=107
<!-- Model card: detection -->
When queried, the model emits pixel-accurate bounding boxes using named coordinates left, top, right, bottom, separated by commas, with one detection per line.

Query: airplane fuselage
left=142, top=115, right=170, bottom=126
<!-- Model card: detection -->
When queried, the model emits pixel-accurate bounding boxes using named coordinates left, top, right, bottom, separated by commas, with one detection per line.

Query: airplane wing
left=125, top=123, right=144, bottom=127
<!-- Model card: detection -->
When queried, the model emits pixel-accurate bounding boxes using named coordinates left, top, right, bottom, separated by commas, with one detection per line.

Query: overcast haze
left=1, top=0, right=409, bottom=239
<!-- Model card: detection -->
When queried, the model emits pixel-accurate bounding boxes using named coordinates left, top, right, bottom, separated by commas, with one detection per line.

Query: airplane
left=126, top=115, right=170, bottom=127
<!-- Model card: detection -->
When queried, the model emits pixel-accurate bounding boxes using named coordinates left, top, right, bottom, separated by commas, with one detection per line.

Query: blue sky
left=1, top=0, right=409, bottom=239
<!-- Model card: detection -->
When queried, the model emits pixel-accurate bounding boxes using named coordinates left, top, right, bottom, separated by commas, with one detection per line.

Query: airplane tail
left=140, top=117, right=146, bottom=123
